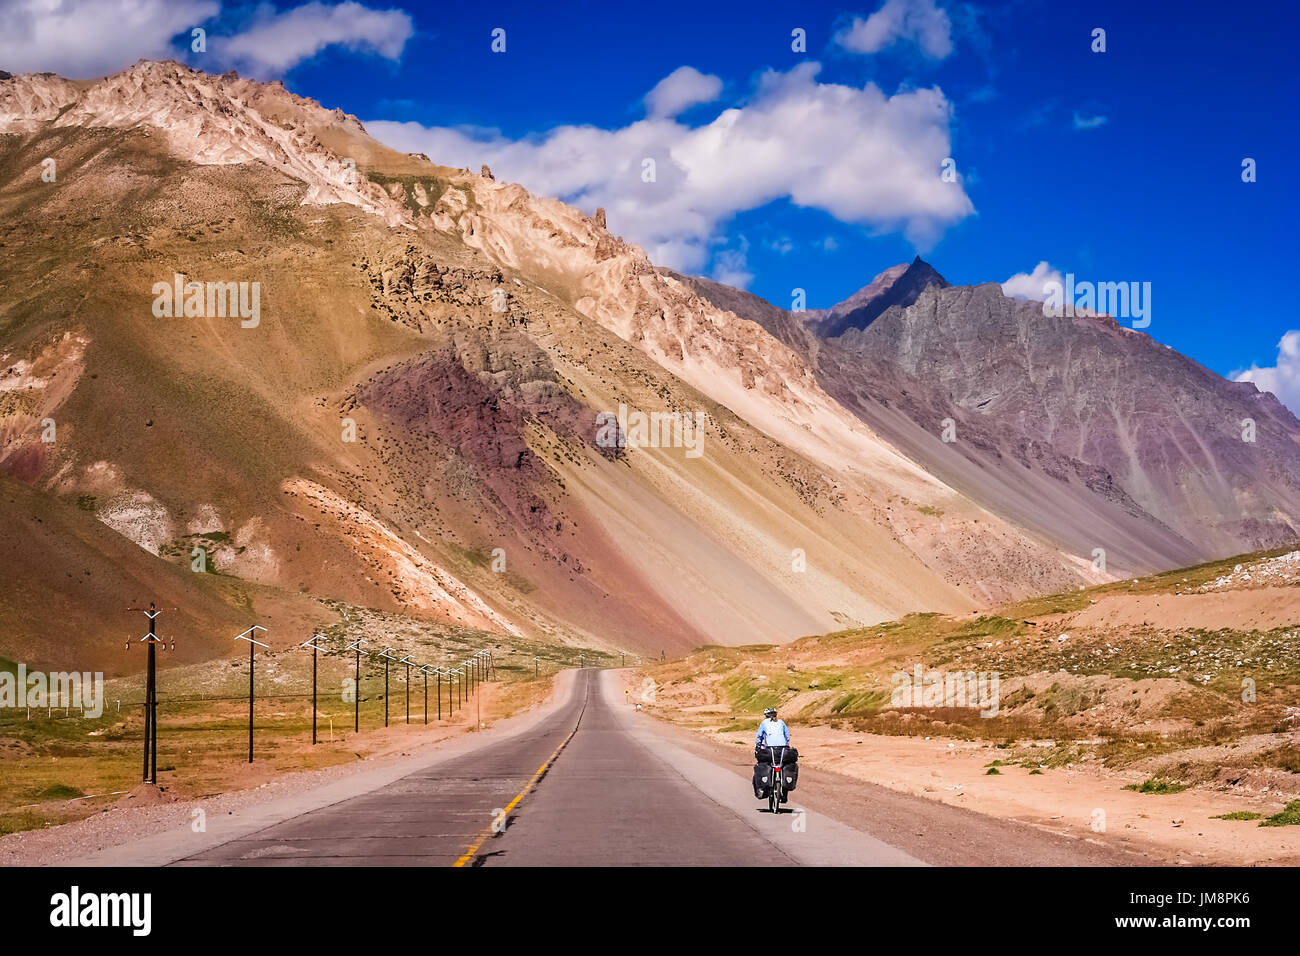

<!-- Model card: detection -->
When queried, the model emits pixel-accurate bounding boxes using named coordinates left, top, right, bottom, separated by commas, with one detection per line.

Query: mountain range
left=1, top=61, right=1295, bottom=669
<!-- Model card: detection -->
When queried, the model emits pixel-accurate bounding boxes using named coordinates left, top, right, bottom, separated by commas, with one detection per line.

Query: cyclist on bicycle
left=753, top=707, right=793, bottom=801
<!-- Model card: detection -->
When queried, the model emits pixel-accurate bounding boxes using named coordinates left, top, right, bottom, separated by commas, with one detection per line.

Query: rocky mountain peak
left=0, top=59, right=408, bottom=226
left=809, top=255, right=949, bottom=338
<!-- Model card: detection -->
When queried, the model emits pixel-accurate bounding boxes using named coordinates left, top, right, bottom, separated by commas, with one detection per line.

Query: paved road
left=174, top=668, right=921, bottom=867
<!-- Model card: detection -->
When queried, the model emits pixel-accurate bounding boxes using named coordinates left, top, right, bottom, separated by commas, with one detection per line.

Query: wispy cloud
left=212, top=1, right=413, bottom=77
left=1018, top=98, right=1059, bottom=130
left=645, top=66, right=723, bottom=119
left=1072, top=111, right=1109, bottom=131
left=835, top=0, right=954, bottom=60
left=712, top=237, right=753, bottom=289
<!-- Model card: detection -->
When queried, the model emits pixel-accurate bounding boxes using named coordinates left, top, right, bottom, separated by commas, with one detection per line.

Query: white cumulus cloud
left=1002, top=261, right=1064, bottom=302
left=836, top=0, right=954, bottom=60
left=1233, top=331, right=1300, bottom=417
left=0, top=0, right=412, bottom=80
left=645, top=66, right=723, bottom=118
left=0, top=0, right=218, bottom=78
left=368, top=62, right=974, bottom=273
left=214, top=1, right=413, bottom=77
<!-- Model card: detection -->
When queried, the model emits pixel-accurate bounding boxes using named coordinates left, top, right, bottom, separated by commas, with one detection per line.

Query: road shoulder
left=14, top=671, right=577, bottom=867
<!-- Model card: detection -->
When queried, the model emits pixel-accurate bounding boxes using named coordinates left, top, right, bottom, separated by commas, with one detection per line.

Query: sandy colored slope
left=1070, top=590, right=1300, bottom=632
left=0, top=475, right=326, bottom=675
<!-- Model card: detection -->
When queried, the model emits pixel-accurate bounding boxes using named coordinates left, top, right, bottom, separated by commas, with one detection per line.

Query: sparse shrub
left=1125, top=777, right=1188, bottom=794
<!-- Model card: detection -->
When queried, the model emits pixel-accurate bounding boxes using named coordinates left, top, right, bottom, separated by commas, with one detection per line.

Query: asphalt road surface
left=173, top=668, right=922, bottom=867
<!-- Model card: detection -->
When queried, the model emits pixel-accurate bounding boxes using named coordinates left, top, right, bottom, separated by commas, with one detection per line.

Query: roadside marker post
left=233, top=625, right=269, bottom=763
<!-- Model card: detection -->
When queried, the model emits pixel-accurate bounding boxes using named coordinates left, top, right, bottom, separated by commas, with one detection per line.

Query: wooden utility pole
left=127, top=603, right=172, bottom=784
left=233, top=625, right=268, bottom=763
left=299, top=635, right=327, bottom=744
left=345, top=638, right=366, bottom=732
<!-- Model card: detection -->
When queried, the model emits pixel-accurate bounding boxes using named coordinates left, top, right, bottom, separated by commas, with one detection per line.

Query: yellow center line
left=451, top=685, right=587, bottom=867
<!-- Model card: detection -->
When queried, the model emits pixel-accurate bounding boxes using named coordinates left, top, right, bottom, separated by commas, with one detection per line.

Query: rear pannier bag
left=753, top=763, right=771, bottom=796
left=781, top=763, right=799, bottom=791
left=754, top=746, right=798, bottom=765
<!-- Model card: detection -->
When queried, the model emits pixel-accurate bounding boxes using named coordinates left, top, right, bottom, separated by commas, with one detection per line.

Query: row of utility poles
left=238, top=630, right=497, bottom=761
left=125, top=604, right=501, bottom=778
left=125, top=607, right=622, bottom=780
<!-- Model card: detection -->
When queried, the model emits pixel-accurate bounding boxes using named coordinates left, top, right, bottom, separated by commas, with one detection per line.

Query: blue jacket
left=755, top=718, right=790, bottom=747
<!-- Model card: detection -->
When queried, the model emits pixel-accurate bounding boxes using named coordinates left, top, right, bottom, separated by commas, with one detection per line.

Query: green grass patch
left=33, top=783, right=84, bottom=801
left=1213, top=811, right=1263, bottom=821
left=719, top=673, right=783, bottom=713
left=1260, top=801, right=1300, bottom=827
left=0, top=809, right=54, bottom=837
left=829, top=690, right=888, bottom=716
left=1125, top=777, right=1189, bottom=795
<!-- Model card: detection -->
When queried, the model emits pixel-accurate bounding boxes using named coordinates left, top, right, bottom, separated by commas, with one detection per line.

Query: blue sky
left=4, top=0, right=1298, bottom=405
